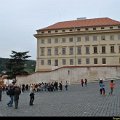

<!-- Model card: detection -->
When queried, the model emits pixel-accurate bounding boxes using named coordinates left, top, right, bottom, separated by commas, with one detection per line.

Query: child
left=29, top=90, right=35, bottom=106
left=109, top=80, right=115, bottom=95
left=99, top=80, right=105, bottom=95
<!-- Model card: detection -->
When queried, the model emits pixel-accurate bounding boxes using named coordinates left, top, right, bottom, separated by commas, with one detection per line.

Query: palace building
left=34, top=17, right=120, bottom=72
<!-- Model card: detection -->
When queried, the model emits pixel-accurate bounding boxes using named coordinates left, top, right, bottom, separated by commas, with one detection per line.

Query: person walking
left=84, top=79, right=87, bottom=87
left=109, top=80, right=115, bottom=95
left=0, top=85, right=2, bottom=101
left=29, top=89, right=35, bottom=106
left=65, top=81, right=68, bottom=91
left=99, top=80, right=105, bottom=95
left=81, top=79, right=84, bottom=87
left=13, top=85, right=21, bottom=109
left=7, top=85, right=14, bottom=107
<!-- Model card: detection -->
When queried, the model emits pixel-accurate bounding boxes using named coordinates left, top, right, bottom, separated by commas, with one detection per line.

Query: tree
left=6, top=51, right=31, bottom=83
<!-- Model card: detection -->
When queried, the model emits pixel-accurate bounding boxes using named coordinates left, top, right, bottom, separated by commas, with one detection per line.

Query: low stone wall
left=16, top=66, right=120, bottom=85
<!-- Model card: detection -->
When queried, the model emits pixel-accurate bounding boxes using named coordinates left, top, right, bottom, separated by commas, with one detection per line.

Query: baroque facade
left=34, top=17, right=120, bottom=72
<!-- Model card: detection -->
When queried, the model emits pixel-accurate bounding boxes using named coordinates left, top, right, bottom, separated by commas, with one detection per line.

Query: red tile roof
left=38, top=17, right=120, bottom=31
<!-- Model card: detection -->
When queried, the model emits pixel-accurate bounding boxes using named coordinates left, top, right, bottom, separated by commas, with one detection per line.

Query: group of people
left=99, top=79, right=115, bottom=96
left=81, top=79, right=87, bottom=87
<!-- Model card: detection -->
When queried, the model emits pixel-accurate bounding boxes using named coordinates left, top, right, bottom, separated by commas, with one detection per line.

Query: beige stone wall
left=16, top=66, right=120, bottom=85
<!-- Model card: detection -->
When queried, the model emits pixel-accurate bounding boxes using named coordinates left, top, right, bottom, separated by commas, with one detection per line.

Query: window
left=119, top=58, right=120, bottom=64
left=94, top=58, right=98, bottom=64
left=85, top=36, right=89, bottom=41
left=41, top=31, right=44, bottom=34
left=93, top=36, right=97, bottom=41
left=69, top=47, right=74, bottom=55
left=110, top=35, right=114, bottom=40
left=41, top=39, right=44, bottom=44
left=62, top=30, right=65, bottom=32
left=85, top=28, right=88, bottom=30
left=110, top=26, right=113, bottom=29
left=86, top=46, right=90, bottom=54
left=110, top=46, right=115, bottom=53
left=62, top=38, right=66, bottom=43
left=41, top=60, right=44, bottom=65
left=77, top=46, right=81, bottom=55
left=55, top=38, right=58, bottom=43
left=69, top=29, right=73, bottom=32
left=69, top=37, right=73, bottom=42
left=48, top=38, right=51, bottom=43
left=47, top=48, right=51, bottom=56
left=48, top=31, right=51, bottom=33
left=102, top=46, right=106, bottom=54
left=62, top=59, right=66, bottom=65
left=93, top=27, right=96, bottom=30
left=62, top=47, right=66, bottom=55
left=78, top=59, right=81, bottom=64
left=40, top=47, right=45, bottom=56
left=101, top=27, right=104, bottom=29
left=93, top=46, right=98, bottom=54
left=86, top=58, right=90, bottom=64
left=77, top=37, right=81, bottom=42
left=70, top=59, right=74, bottom=65
left=119, top=46, right=120, bottom=53
left=54, top=47, right=58, bottom=55
left=55, top=60, right=58, bottom=66
left=77, top=28, right=80, bottom=31
left=55, top=30, right=58, bottom=33
left=48, top=60, right=51, bottom=65
left=118, top=35, right=120, bottom=40
left=101, top=35, right=105, bottom=40
left=102, top=58, right=106, bottom=64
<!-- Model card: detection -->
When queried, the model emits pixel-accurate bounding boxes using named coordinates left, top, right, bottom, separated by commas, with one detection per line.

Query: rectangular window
left=85, top=36, right=89, bottom=41
left=48, top=38, right=51, bottom=43
left=110, top=46, right=115, bottom=53
left=102, top=58, right=106, bottom=64
left=41, top=60, right=44, bottom=65
left=78, top=59, right=81, bottom=64
left=55, top=38, right=58, bottom=43
left=102, top=46, right=106, bottom=54
left=47, top=48, right=51, bottom=56
left=101, top=35, right=105, bottom=40
left=40, top=47, right=45, bottom=56
left=62, top=59, right=66, bottom=65
left=55, top=30, right=58, bottom=33
left=41, top=39, right=44, bottom=44
left=110, top=26, right=113, bottom=29
left=69, top=47, right=74, bottom=55
left=69, top=37, right=73, bottom=42
left=93, top=27, right=96, bottom=30
left=94, top=58, right=98, bottom=64
left=93, top=46, right=98, bottom=54
left=62, top=30, right=65, bottom=32
left=119, top=46, right=120, bottom=53
left=93, top=36, right=97, bottom=41
left=86, top=58, right=90, bottom=64
left=48, top=31, right=51, bottom=33
left=48, top=60, right=51, bottom=65
left=70, top=59, right=74, bottom=65
left=55, top=60, right=58, bottom=66
left=118, top=35, right=120, bottom=40
left=101, top=27, right=104, bottom=29
left=62, top=47, right=66, bottom=55
left=54, top=47, right=58, bottom=55
left=77, top=37, right=81, bottom=42
left=69, top=29, right=73, bottom=32
left=62, top=38, right=66, bottom=43
left=77, top=46, right=81, bottom=55
left=86, top=46, right=90, bottom=54
left=77, top=28, right=80, bottom=31
left=110, top=35, right=114, bottom=40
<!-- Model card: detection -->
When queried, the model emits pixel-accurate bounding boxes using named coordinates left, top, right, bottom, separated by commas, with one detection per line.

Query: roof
left=38, top=17, right=120, bottom=31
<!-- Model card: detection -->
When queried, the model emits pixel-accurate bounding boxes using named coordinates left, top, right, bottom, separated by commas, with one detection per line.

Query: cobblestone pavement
left=0, top=80, right=120, bottom=116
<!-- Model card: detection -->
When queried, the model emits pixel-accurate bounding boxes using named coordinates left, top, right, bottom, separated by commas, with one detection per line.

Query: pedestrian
left=29, top=89, right=35, bottom=106
left=0, top=85, right=2, bottom=101
left=81, top=79, right=84, bottom=87
left=84, top=79, right=87, bottom=87
left=6, top=84, right=14, bottom=107
left=65, top=81, right=68, bottom=91
left=99, top=80, right=105, bottom=95
left=13, top=85, right=21, bottom=109
left=109, top=80, right=115, bottom=95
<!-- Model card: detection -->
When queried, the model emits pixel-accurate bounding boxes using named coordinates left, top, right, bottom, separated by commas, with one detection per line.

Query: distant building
left=34, top=17, right=120, bottom=72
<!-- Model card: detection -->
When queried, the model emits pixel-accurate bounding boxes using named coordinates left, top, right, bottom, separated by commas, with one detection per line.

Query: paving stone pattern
left=0, top=80, right=120, bottom=116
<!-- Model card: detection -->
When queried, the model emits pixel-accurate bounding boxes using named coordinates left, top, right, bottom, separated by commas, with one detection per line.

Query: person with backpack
left=13, top=85, right=21, bottom=109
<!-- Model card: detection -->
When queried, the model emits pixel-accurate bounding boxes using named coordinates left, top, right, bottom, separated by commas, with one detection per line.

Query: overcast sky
left=0, top=0, right=120, bottom=60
